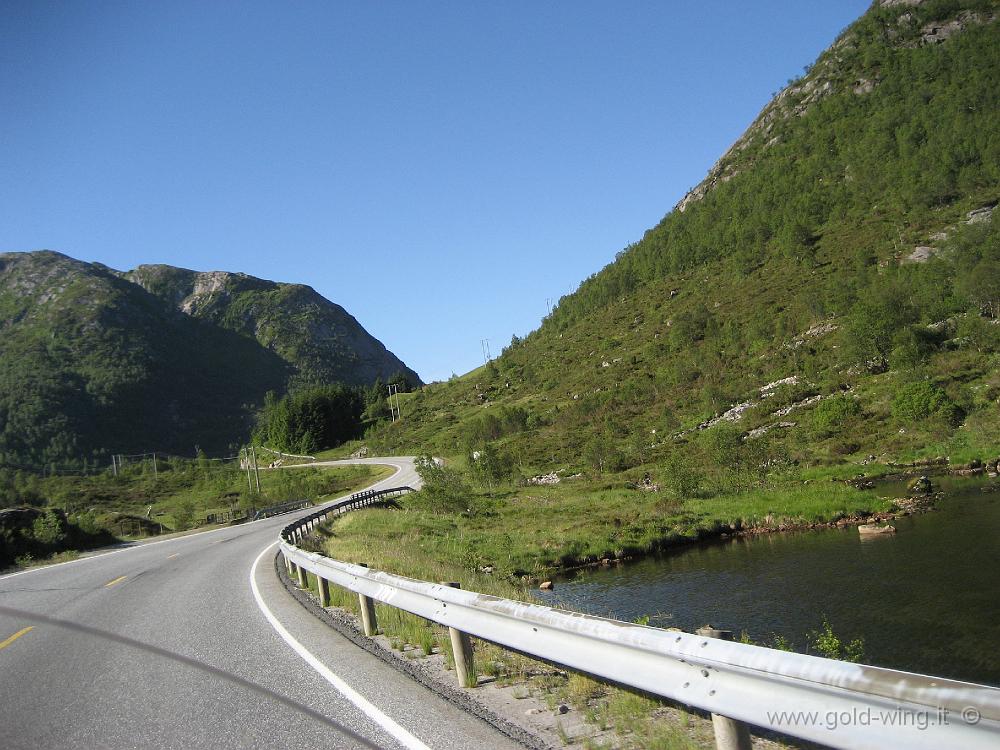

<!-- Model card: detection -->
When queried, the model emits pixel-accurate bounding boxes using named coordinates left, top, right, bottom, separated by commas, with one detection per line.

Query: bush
left=809, top=617, right=865, bottom=663
left=173, top=499, right=196, bottom=531
left=32, top=509, right=68, bottom=547
left=700, top=424, right=776, bottom=491
left=889, top=326, right=936, bottom=370
left=583, top=433, right=624, bottom=474
left=661, top=449, right=703, bottom=498
left=891, top=381, right=960, bottom=424
left=811, top=394, right=862, bottom=434
left=469, top=444, right=516, bottom=492
left=413, top=456, right=473, bottom=513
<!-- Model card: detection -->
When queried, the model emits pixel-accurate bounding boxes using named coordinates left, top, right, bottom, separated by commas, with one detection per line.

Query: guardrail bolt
left=695, top=626, right=752, bottom=750
left=357, top=564, right=379, bottom=637
left=441, top=582, right=476, bottom=688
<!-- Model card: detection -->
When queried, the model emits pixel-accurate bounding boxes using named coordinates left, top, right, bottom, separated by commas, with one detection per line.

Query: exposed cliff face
left=675, top=0, right=997, bottom=214
left=125, top=265, right=420, bottom=388
left=0, top=251, right=419, bottom=465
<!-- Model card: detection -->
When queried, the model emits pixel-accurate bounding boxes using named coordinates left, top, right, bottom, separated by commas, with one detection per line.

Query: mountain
left=124, top=264, right=419, bottom=389
left=0, top=251, right=419, bottom=466
left=368, top=0, right=1000, bottom=477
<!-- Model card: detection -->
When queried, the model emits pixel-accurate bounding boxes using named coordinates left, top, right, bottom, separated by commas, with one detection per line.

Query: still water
left=537, top=477, right=1000, bottom=686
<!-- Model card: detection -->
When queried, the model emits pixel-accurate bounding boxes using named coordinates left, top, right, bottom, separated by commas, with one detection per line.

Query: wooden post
left=251, top=445, right=261, bottom=493
left=297, top=563, right=308, bottom=589
left=244, top=448, right=253, bottom=493
left=441, top=582, right=476, bottom=688
left=696, top=626, right=752, bottom=750
left=317, top=575, right=331, bottom=607
left=357, top=564, right=378, bottom=636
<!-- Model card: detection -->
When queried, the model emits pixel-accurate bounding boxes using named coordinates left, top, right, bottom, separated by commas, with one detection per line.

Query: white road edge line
left=249, top=541, right=431, bottom=750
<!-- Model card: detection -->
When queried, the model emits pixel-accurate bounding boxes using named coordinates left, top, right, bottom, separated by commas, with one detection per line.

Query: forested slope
left=366, top=0, right=1000, bottom=484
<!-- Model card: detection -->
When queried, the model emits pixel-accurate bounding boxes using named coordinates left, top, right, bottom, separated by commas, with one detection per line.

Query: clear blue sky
left=1, top=1, right=870, bottom=382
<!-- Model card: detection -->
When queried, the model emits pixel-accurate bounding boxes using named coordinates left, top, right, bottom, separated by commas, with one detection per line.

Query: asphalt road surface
left=0, top=457, right=523, bottom=750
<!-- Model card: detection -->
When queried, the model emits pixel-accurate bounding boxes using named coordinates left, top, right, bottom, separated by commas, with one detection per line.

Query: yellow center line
left=166, top=553, right=179, bottom=559
left=104, top=575, right=128, bottom=588
left=0, top=627, right=33, bottom=650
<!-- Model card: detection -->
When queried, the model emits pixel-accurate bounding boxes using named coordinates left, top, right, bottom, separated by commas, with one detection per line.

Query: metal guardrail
left=252, top=498, right=313, bottom=521
left=259, top=446, right=316, bottom=461
left=278, top=487, right=414, bottom=539
left=278, top=493, right=1000, bottom=750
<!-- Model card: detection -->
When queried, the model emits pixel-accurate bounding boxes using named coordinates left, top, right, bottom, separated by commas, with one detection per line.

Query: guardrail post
left=357, top=564, right=379, bottom=636
left=696, top=627, right=752, bottom=750
left=317, top=575, right=331, bottom=607
left=296, top=562, right=308, bottom=589
left=442, top=582, right=476, bottom=688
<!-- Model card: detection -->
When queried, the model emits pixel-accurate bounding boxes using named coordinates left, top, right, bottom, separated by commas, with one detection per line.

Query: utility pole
left=151, top=452, right=158, bottom=478
left=387, top=384, right=401, bottom=422
left=546, top=298, right=552, bottom=317
left=251, top=445, right=261, bottom=493
left=480, top=338, right=491, bottom=366
left=111, top=454, right=118, bottom=477
left=244, top=448, right=253, bottom=493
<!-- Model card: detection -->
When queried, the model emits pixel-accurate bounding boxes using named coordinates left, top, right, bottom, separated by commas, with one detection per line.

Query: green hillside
left=0, top=252, right=419, bottom=467
left=353, top=1, right=1000, bottom=521
left=125, top=264, right=419, bottom=389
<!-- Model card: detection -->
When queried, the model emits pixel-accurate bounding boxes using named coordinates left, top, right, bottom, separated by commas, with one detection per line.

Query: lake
left=536, top=476, right=1000, bottom=686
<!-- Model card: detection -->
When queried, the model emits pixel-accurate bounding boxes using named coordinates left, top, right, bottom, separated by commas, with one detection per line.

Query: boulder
left=0, top=507, right=43, bottom=533
left=858, top=524, right=896, bottom=535
left=539, top=581, right=554, bottom=591
left=528, top=472, right=560, bottom=486
left=908, top=475, right=933, bottom=494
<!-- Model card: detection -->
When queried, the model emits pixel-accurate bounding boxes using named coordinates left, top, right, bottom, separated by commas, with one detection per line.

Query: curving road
left=0, top=457, right=522, bottom=750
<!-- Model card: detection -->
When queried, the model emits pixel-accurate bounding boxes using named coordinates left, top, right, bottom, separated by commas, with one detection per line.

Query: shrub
left=32, top=509, right=68, bottom=547
left=661, top=450, right=703, bottom=498
left=811, top=394, right=862, bottom=434
left=889, top=326, right=936, bottom=370
left=413, top=455, right=473, bottom=513
left=809, top=617, right=865, bottom=663
left=891, top=381, right=959, bottom=424
left=469, top=443, right=516, bottom=492
left=173, top=499, right=196, bottom=531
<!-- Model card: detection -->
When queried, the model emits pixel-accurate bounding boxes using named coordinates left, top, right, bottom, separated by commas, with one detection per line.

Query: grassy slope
left=323, top=2, right=1000, bottom=587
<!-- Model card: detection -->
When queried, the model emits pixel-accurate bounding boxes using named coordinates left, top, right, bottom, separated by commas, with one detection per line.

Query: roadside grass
left=31, top=462, right=389, bottom=538
left=321, top=477, right=891, bottom=587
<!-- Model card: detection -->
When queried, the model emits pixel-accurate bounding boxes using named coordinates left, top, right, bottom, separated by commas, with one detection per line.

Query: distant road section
left=0, top=457, right=521, bottom=749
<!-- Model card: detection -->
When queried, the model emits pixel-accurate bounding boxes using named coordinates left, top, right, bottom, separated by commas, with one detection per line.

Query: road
left=0, top=457, right=523, bottom=750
